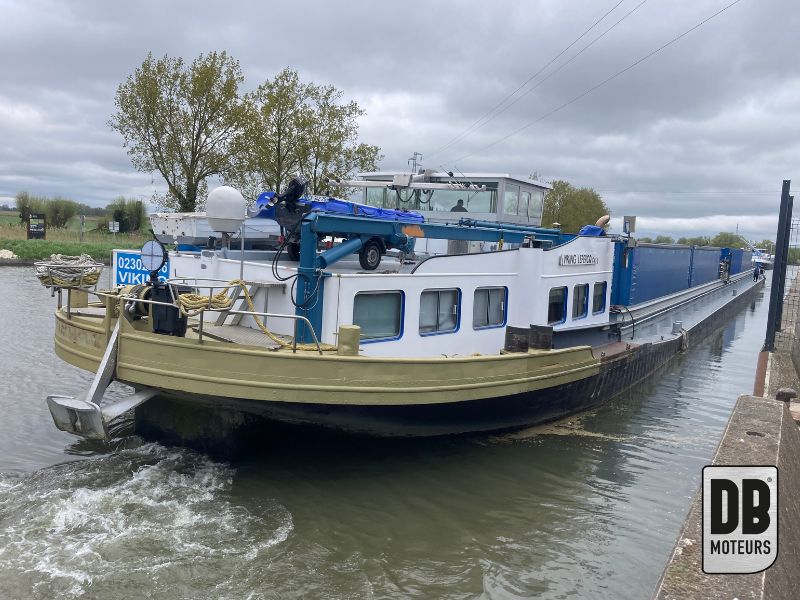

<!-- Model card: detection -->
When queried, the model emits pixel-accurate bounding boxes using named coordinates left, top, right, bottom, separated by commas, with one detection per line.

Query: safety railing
left=68, top=286, right=322, bottom=354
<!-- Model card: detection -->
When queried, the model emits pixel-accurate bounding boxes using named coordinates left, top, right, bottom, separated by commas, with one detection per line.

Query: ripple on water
left=0, top=442, right=292, bottom=599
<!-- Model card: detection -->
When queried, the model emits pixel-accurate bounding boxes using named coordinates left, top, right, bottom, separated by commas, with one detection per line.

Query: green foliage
left=676, top=236, right=712, bottom=246
left=653, top=235, right=675, bottom=245
left=227, top=68, right=381, bottom=201
left=109, top=51, right=248, bottom=212
left=542, top=180, right=610, bottom=234
left=710, top=232, right=748, bottom=248
left=15, top=191, right=78, bottom=228
left=74, top=202, right=107, bottom=217
left=299, top=82, right=382, bottom=197
left=756, top=239, right=775, bottom=253
left=105, top=197, right=147, bottom=232
left=638, top=236, right=653, bottom=243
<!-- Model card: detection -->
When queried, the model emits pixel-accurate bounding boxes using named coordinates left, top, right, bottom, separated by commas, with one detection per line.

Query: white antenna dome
left=206, top=186, right=246, bottom=233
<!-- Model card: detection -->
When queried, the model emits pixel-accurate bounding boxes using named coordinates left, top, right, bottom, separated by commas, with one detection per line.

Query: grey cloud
left=0, top=0, right=796, bottom=243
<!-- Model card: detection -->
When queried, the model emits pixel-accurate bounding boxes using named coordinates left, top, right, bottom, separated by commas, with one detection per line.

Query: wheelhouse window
left=353, top=291, right=403, bottom=340
left=529, top=190, right=544, bottom=221
left=473, top=287, right=506, bottom=328
left=365, top=187, right=385, bottom=208
left=420, top=289, right=460, bottom=334
left=503, top=184, right=519, bottom=216
left=573, top=284, right=589, bottom=319
left=418, top=188, right=496, bottom=213
left=548, top=287, right=567, bottom=325
left=593, top=282, right=607, bottom=314
left=519, top=190, right=531, bottom=217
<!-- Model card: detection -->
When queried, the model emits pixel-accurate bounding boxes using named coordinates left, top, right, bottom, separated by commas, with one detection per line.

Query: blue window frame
left=593, top=281, right=607, bottom=314
left=548, top=287, right=567, bottom=325
left=573, top=284, right=589, bottom=319
left=420, top=288, right=460, bottom=335
left=353, top=291, right=404, bottom=341
left=473, top=287, right=507, bottom=329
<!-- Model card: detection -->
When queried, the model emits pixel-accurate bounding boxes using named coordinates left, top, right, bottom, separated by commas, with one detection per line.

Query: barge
left=40, top=172, right=761, bottom=442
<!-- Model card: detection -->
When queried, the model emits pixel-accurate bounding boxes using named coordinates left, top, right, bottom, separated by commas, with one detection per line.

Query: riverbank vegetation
left=1, top=194, right=150, bottom=260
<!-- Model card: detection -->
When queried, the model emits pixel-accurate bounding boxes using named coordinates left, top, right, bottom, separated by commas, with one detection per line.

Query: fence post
left=775, top=195, right=794, bottom=330
left=764, top=180, right=792, bottom=351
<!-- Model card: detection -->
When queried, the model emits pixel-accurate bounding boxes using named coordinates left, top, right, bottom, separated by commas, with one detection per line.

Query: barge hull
left=133, top=279, right=763, bottom=439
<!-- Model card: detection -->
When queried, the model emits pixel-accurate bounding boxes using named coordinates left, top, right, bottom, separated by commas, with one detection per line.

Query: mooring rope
left=176, top=279, right=337, bottom=352
left=35, top=254, right=103, bottom=288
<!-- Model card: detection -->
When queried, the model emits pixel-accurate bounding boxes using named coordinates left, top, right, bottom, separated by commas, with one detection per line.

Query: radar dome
left=206, top=186, right=246, bottom=233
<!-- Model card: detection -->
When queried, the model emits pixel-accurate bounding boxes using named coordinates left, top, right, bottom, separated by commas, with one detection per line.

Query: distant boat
left=752, top=248, right=774, bottom=270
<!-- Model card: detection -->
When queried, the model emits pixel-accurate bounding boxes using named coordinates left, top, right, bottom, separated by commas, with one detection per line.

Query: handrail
left=82, top=289, right=321, bottom=354
left=227, top=309, right=323, bottom=354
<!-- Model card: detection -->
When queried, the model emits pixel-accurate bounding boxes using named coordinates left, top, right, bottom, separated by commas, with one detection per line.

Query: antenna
left=408, top=152, right=423, bottom=173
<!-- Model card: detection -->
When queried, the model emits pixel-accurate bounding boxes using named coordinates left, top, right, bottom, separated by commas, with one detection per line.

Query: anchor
left=46, top=240, right=171, bottom=440
left=46, top=312, right=157, bottom=441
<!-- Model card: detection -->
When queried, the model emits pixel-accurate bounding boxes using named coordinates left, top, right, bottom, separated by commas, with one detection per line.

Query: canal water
left=0, top=267, right=768, bottom=599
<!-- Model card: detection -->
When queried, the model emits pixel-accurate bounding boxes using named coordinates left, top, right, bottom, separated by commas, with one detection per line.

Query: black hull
left=135, top=280, right=763, bottom=442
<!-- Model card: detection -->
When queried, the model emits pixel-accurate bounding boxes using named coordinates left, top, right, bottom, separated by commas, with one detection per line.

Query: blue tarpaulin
left=254, top=193, right=425, bottom=223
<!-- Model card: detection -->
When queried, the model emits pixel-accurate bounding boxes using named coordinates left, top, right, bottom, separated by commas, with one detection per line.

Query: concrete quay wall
left=654, top=395, right=800, bottom=599
left=656, top=273, right=800, bottom=599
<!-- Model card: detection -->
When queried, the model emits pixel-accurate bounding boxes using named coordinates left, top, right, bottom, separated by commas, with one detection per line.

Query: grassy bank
left=0, top=238, right=146, bottom=261
left=0, top=213, right=150, bottom=260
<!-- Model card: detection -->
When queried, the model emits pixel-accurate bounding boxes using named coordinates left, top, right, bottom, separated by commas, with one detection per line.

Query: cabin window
left=503, top=185, right=519, bottom=216
left=353, top=291, right=404, bottom=340
left=573, top=284, right=589, bottom=319
left=420, top=288, right=460, bottom=334
left=421, top=188, right=497, bottom=213
left=530, top=190, right=544, bottom=221
left=593, top=282, right=607, bottom=314
left=548, top=287, right=568, bottom=324
left=519, top=191, right=531, bottom=217
left=473, top=287, right=507, bottom=328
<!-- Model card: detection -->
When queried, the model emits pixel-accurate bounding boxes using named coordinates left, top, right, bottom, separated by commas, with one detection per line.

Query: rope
left=35, top=254, right=103, bottom=287
left=177, top=279, right=337, bottom=352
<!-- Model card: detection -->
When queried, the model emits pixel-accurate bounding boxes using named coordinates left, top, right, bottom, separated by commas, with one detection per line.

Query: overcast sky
left=0, top=0, right=796, bottom=241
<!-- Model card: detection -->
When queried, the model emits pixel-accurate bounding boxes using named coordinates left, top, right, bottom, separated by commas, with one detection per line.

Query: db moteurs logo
left=702, top=466, right=778, bottom=574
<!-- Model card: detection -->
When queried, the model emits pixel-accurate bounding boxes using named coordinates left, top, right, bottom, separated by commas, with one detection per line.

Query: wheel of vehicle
left=359, top=239, right=382, bottom=270
left=286, top=242, right=301, bottom=262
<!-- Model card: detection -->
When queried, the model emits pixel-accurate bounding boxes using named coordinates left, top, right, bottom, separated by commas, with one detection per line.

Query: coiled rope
left=35, top=254, right=103, bottom=287
left=176, top=279, right=337, bottom=352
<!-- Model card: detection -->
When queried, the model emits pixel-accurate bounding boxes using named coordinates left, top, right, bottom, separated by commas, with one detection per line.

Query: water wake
left=0, top=443, right=292, bottom=599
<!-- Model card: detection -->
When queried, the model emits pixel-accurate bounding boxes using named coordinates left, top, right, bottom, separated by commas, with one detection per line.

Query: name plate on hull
left=559, top=253, right=599, bottom=266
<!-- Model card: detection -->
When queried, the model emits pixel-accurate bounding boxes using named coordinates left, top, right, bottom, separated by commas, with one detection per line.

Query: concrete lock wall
left=653, top=395, right=800, bottom=599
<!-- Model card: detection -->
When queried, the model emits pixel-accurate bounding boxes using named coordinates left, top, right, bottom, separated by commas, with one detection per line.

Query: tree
left=106, top=197, right=148, bottom=232
left=653, top=235, right=675, bottom=245
left=227, top=68, right=381, bottom=202
left=756, top=239, right=775, bottom=253
left=301, top=82, right=382, bottom=197
left=46, top=198, right=77, bottom=228
left=710, top=232, right=748, bottom=248
left=676, top=236, right=711, bottom=246
left=541, top=180, right=610, bottom=233
left=638, top=236, right=653, bottom=243
left=15, top=191, right=41, bottom=223
left=15, top=191, right=76, bottom=227
left=109, top=51, right=248, bottom=212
